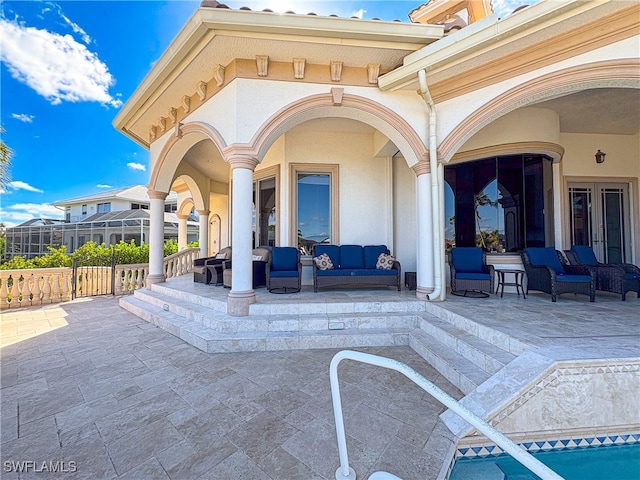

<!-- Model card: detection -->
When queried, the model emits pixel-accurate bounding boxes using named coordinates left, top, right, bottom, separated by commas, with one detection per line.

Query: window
left=97, top=202, right=111, bottom=213
left=253, top=167, right=278, bottom=248
left=164, top=203, right=176, bottom=213
left=65, top=207, right=71, bottom=222
left=444, top=155, right=553, bottom=252
left=82, top=204, right=87, bottom=215
left=290, top=163, right=338, bottom=255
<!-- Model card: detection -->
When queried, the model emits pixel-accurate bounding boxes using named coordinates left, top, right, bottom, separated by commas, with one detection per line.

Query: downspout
left=418, top=69, right=444, bottom=301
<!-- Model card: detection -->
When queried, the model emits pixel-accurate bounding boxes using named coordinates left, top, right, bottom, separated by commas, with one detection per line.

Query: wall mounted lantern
left=595, top=149, right=606, bottom=164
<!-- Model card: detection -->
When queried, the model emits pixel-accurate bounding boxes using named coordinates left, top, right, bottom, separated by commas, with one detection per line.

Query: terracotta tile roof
left=199, top=1, right=404, bottom=22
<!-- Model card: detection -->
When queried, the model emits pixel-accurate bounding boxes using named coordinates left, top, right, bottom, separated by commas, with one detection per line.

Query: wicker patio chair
left=449, top=247, right=495, bottom=297
left=521, top=247, right=596, bottom=302
left=564, top=245, right=640, bottom=301
left=266, top=247, right=301, bottom=293
left=193, top=246, right=232, bottom=284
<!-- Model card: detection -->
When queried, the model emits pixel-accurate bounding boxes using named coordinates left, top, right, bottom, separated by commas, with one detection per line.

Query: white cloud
left=96, top=184, right=112, bottom=189
left=351, top=8, right=366, bottom=19
left=0, top=18, right=122, bottom=107
left=1, top=203, right=64, bottom=228
left=8, top=181, right=44, bottom=193
left=59, top=12, right=91, bottom=45
left=127, top=162, right=146, bottom=172
left=11, top=113, right=35, bottom=123
left=491, top=0, right=540, bottom=18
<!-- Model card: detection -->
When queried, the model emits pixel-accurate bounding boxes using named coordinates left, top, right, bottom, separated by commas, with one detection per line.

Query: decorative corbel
left=330, top=61, right=343, bottom=82
left=367, top=63, right=381, bottom=84
left=168, top=107, right=177, bottom=125
left=331, top=87, right=344, bottom=106
left=293, top=58, right=306, bottom=79
left=181, top=95, right=191, bottom=113
left=213, top=64, right=225, bottom=87
left=256, top=55, right=269, bottom=77
left=196, top=81, right=207, bottom=101
left=158, top=117, right=167, bottom=133
left=149, top=125, right=157, bottom=140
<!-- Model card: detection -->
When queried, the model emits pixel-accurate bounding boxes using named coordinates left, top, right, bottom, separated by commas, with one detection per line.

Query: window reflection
left=253, top=176, right=276, bottom=247
left=297, top=173, right=330, bottom=255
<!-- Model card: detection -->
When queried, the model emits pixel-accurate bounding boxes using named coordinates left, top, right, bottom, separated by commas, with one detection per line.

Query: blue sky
left=0, top=0, right=527, bottom=228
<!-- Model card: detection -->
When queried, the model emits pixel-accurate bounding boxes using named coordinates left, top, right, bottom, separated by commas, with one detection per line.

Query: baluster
left=51, top=272, right=61, bottom=303
left=9, top=274, right=21, bottom=308
left=32, top=272, right=43, bottom=306
left=18, top=274, right=30, bottom=307
left=0, top=274, right=9, bottom=309
left=60, top=270, right=71, bottom=303
left=41, top=274, right=52, bottom=305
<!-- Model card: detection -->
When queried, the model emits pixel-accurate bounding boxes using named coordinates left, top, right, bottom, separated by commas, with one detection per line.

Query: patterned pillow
left=252, top=254, right=263, bottom=261
left=376, top=253, right=395, bottom=270
left=313, top=253, right=334, bottom=270
left=215, top=252, right=227, bottom=259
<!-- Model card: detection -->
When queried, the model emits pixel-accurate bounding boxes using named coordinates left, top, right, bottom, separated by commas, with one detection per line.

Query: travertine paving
left=1, top=297, right=462, bottom=480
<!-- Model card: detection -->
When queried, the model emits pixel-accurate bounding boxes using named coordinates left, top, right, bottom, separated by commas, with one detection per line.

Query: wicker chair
left=266, top=247, right=301, bottom=293
left=193, top=246, right=231, bottom=284
left=222, top=247, right=270, bottom=289
left=521, top=247, right=595, bottom=302
left=564, top=245, right=640, bottom=301
left=449, top=247, right=495, bottom=297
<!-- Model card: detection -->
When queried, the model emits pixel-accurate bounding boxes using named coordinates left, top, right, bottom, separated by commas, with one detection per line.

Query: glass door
left=568, top=182, right=631, bottom=263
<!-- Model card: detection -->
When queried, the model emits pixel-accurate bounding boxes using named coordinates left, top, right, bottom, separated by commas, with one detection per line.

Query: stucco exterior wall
left=560, top=132, right=639, bottom=178
left=284, top=129, right=393, bottom=247
left=393, top=156, right=417, bottom=273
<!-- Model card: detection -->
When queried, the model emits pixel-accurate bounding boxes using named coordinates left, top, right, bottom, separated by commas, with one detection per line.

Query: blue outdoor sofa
left=312, top=244, right=401, bottom=292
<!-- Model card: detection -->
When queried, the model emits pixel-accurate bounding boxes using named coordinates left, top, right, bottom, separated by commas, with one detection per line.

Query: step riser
left=419, top=319, right=507, bottom=375
left=249, top=301, right=428, bottom=316
left=424, top=303, right=529, bottom=355
left=150, top=283, right=228, bottom=313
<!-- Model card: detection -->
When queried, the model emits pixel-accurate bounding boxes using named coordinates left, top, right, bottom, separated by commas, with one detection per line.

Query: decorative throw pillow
left=252, top=254, right=263, bottom=261
left=313, top=253, right=334, bottom=270
left=215, top=252, right=227, bottom=259
left=376, top=253, right=395, bottom=270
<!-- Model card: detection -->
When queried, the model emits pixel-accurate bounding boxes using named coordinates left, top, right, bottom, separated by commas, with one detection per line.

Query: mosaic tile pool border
left=444, top=432, right=640, bottom=480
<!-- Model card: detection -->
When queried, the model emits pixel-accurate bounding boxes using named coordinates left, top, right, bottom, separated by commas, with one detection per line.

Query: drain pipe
left=418, top=69, right=444, bottom=301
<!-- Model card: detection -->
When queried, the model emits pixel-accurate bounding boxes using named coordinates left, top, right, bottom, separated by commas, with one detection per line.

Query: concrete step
left=120, top=295, right=414, bottom=354
left=149, top=281, right=228, bottom=313
left=409, top=329, right=492, bottom=394
left=417, top=315, right=516, bottom=375
left=424, top=302, right=530, bottom=356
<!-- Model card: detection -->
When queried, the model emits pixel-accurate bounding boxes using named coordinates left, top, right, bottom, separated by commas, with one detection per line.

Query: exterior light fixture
left=595, top=149, right=606, bottom=164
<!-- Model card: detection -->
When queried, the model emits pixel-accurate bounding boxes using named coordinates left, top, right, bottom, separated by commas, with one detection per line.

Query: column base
left=415, top=286, right=434, bottom=300
left=227, top=289, right=256, bottom=316
left=146, top=274, right=166, bottom=289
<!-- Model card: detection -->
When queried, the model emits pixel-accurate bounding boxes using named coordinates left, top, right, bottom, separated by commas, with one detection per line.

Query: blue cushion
left=314, top=245, right=340, bottom=268
left=451, top=247, right=484, bottom=273
left=525, top=248, right=565, bottom=274
left=340, top=245, right=364, bottom=269
left=271, top=247, right=298, bottom=271
left=363, top=245, right=389, bottom=269
left=456, top=272, right=491, bottom=280
left=269, top=270, right=298, bottom=278
left=316, top=269, right=346, bottom=277
left=571, top=245, right=599, bottom=266
left=345, top=268, right=398, bottom=277
left=556, top=274, right=591, bottom=283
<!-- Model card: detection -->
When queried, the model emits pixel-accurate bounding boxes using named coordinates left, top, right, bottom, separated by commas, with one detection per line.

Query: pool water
left=449, top=443, right=640, bottom=480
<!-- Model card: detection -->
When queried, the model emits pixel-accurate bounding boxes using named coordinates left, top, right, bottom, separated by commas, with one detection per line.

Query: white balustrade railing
left=0, top=247, right=200, bottom=309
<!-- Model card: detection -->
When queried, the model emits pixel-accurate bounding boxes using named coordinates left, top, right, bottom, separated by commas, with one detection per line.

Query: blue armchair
left=521, top=247, right=595, bottom=302
left=565, top=245, right=640, bottom=301
left=267, top=247, right=301, bottom=293
left=449, top=247, right=495, bottom=297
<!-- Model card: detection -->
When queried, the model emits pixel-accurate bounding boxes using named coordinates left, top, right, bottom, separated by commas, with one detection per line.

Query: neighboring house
left=114, top=0, right=640, bottom=315
left=4, top=185, right=199, bottom=259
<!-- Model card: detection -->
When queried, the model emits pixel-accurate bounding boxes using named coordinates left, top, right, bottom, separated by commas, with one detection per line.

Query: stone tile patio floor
left=1, top=297, right=463, bottom=480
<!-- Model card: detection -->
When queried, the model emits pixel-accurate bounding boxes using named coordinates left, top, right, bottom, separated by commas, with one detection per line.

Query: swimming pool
left=449, top=443, right=640, bottom=480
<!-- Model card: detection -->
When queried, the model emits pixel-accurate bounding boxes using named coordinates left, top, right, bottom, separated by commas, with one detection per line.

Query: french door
left=568, top=182, right=631, bottom=263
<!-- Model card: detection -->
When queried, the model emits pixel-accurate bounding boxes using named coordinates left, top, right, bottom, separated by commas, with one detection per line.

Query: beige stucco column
left=413, top=162, right=435, bottom=299
left=227, top=153, right=259, bottom=316
left=147, top=190, right=169, bottom=287
left=177, top=214, right=188, bottom=251
left=197, top=210, right=210, bottom=258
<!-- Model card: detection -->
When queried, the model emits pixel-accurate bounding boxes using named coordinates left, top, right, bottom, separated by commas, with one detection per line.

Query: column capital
left=228, top=155, right=259, bottom=171
left=176, top=214, right=189, bottom=220
left=147, top=189, right=169, bottom=200
left=412, top=161, right=431, bottom=176
left=196, top=209, right=210, bottom=217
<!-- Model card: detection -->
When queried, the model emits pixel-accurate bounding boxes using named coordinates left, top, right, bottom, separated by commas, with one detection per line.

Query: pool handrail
left=330, top=350, right=565, bottom=480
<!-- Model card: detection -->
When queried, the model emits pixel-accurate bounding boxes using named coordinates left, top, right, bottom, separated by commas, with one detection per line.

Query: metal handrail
left=330, top=350, right=564, bottom=480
